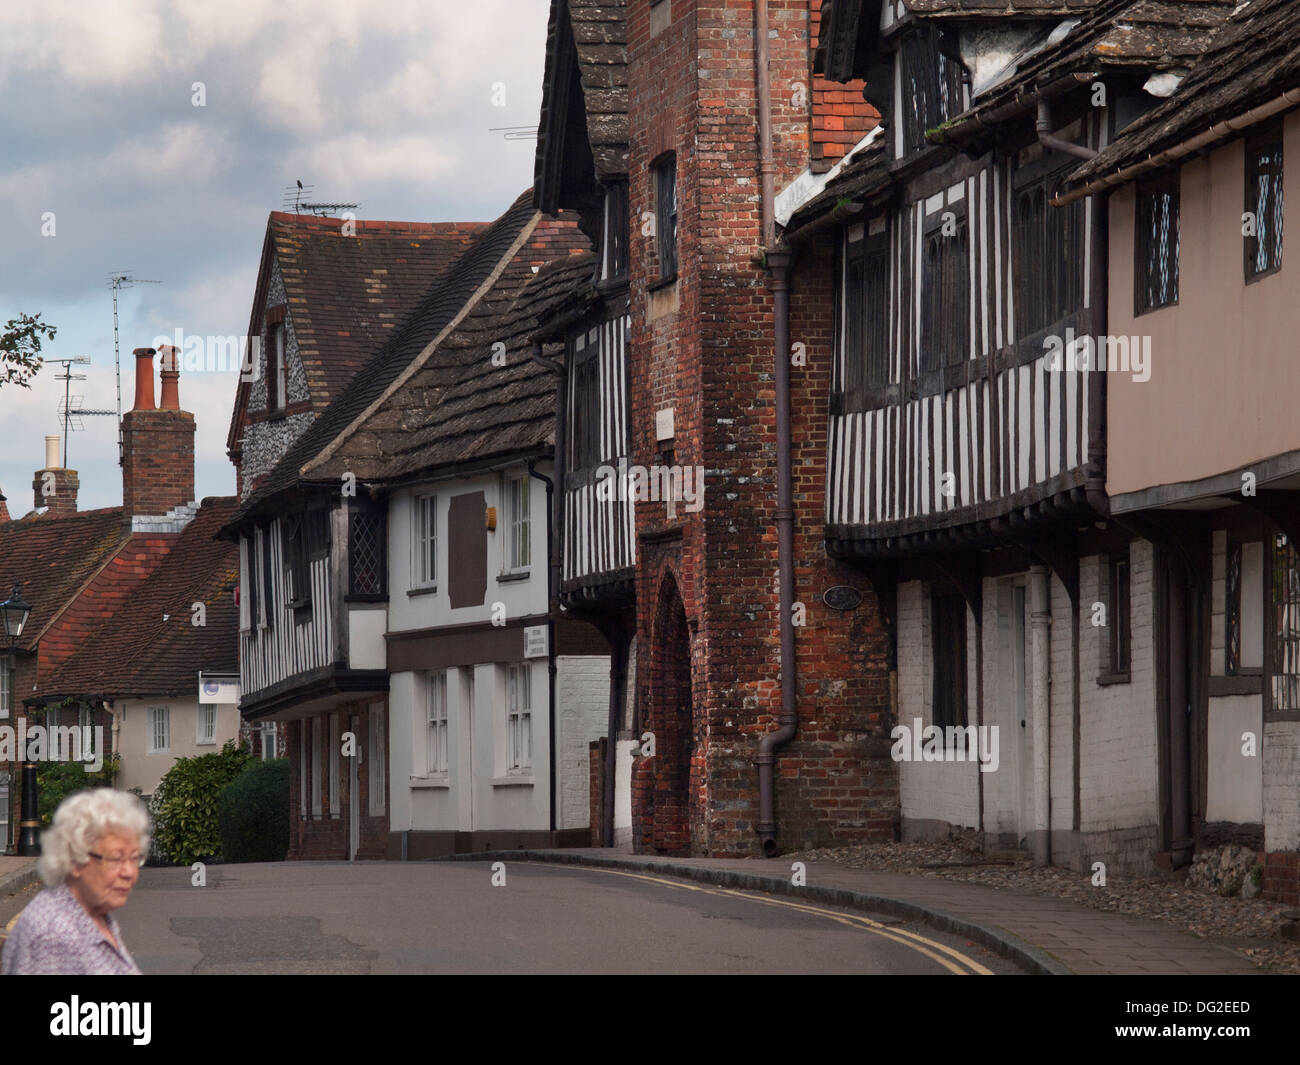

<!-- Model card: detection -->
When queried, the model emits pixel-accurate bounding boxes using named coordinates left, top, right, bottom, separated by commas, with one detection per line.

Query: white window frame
left=329, top=714, right=340, bottom=818
left=0, top=656, right=12, bottom=719
left=310, top=717, right=323, bottom=818
left=196, top=704, right=217, bottom=746
left=506, top=664, right=532, bottom=772
left=502, top=474, right=531, bottom=574
left=147, top=706, right=170, bottom=754
left=368, top=707, right=386, bottom=815
left=260, top=722, right=278, bottom=761
left=426, top=671, right=449, bottom=776
left=412, top=492, right=437, bottom=589
left=273, top=321, right=287, bottom=412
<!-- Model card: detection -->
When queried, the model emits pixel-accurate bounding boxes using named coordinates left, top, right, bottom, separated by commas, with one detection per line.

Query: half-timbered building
left=222, top=191, right=607, bottom=859
left=1063, top=0, right=1300, bottom=902
left=533, top=0, right=638, bottom=847
left=800, top=0, right=1234, bottom=874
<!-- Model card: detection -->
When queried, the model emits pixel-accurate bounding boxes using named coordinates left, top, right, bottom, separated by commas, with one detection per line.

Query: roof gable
left=226, top=213, right=487, bottom=457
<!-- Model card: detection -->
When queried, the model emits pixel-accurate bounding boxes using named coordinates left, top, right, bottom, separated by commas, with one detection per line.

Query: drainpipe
left=1029, top=566, right=1052, bottom=866
left=753, top=0, right=798, bottom=858
left=529, top=341, right=566, bottom=838
left=1036, top=98, right=1098, bottom=161
left=527, top=461, right=558, bottom=835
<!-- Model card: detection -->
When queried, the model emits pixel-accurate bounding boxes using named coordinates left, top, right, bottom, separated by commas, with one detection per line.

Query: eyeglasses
left=87, top=852, right=144, bottom=870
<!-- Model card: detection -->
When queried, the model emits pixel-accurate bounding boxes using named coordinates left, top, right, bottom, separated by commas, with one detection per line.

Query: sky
left=0, top=0, right=551, bottom=513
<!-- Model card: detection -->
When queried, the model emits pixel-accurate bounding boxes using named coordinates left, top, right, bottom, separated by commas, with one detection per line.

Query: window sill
left=497, top=571, right=530, bottom=584
left=410, top=775, right=451, bottom=789
left=490, top=775, right=535, bottom=788
left=1096, top=671, right=1131, bottom=687
left=647, top=274, right=677, bottom=293
left=406, top=585, right=438, bottom=598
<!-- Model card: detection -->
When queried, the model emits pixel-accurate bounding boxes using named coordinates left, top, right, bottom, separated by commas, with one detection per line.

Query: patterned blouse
left=1, top=883, right=141, bottom=975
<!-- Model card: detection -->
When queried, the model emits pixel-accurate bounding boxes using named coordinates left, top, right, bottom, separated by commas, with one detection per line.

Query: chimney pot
left=132, top=348, right=157, bottom=411
left=158, top=344, right=181, bottom=411
left=44, top=435, right=61, bottom=470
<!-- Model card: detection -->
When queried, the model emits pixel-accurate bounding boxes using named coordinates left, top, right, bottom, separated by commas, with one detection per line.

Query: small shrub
left=150, top=740, right=253, bottom=865
left=217, top=758, right=290, bottom=863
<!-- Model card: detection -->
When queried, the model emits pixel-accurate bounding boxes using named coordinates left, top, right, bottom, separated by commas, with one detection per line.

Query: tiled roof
left=534, top=0, right=628, bottom=211
left=937, top=0, right=1237, bottom=141
left=226, top=189, right=583, bottom=526
left=315, top=249, right=599, bottom=483
left=38, top=498, right=239, bottom=700
left=226, top=213, right=487, bottom=455
left=1069, top=0, right=1300, bottom=186
left=0, top=508, right=131, bottom=654
left=903, top=0, right=1094, bottom=12
left=569, top=0, right=628, bottom=178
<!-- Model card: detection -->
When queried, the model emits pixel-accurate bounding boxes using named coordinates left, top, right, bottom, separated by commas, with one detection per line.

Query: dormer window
left=602, top=182, right=629, bottom=282
left=898, top=29, right=966, bottom=156
left=265, top=305, right=287, bottom=413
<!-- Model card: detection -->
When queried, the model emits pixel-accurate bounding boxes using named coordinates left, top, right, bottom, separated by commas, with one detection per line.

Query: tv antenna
left=107, top=272, right=162, bottom=464
left=282, top=179, right=359, bottom=217
left=489, top=125, right=539, bottom=141
left=49, top=356, right=114, bottom=469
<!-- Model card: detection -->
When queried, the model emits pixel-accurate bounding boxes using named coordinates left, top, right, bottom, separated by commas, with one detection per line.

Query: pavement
left=443, top=848, right=1268, bottom=975
left=0, top=856, right=38, bottom=897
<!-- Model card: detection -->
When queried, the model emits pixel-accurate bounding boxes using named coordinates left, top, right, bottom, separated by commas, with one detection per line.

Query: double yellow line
left=566, top=865, right=994, bottom=975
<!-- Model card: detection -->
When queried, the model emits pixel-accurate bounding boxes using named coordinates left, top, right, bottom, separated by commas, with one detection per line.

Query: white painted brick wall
left=556, top=655, right=611, bottom=831
left=1211, top=529, right=1226, bottom=676
left=1206, top=694, right=1263, bottom=823
left=1264, top=720, right=1300, bottom=851
left=1049, top=572, right=1074, bottom=831
left=1078, top=543, right=1159, bottom=833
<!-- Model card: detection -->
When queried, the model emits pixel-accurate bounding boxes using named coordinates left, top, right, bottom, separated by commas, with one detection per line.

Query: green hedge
left=217, top=758, right=290, bottom=863
left=150, top=740, right=252, bottom=865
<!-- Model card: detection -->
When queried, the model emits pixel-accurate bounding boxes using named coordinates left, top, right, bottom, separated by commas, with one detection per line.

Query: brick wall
left=626, top=0, right=895, bottom=857
left=556, top=654, right=611, bottom=830
left=808, top=0, right=877, bottom=170
left=122, top=408, right=196, bottom=518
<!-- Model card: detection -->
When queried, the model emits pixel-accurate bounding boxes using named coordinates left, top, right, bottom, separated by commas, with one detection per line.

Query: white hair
left=36, top=789, right=152, bottom=888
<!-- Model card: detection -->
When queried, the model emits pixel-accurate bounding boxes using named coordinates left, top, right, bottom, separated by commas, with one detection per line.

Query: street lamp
left=2, top=583, right=39, bottom=856
left=1, top=583, right=31, bottom=645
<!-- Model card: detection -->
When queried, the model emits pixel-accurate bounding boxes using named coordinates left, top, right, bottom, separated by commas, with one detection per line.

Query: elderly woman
left=1, top=788, right=149, bottom=975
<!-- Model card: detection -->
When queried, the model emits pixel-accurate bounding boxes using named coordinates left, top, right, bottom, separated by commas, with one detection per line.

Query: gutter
left=755, top=0, right=798, bottom=858
left=1057, top=86, right=1300, bottom=206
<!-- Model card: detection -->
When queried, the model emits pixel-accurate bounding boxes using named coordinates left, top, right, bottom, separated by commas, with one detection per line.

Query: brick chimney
left=32, top=435, right=79, bottom=515
left=0, top=488, right=10, bottom=523
left=121, top=347, right=195, bottom=519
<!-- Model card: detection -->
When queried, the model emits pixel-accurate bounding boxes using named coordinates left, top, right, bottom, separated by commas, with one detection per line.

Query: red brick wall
left=626, top=0, right=897, bottom=858
left=1264, top=850, right=1300, bottom=906
left=808, top=0, right=877, bottom=171
left=122, top=408, right=196, bottom=518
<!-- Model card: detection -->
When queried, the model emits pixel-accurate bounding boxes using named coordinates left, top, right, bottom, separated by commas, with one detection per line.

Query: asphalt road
left=60, top=860, right=1029, bottom=975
